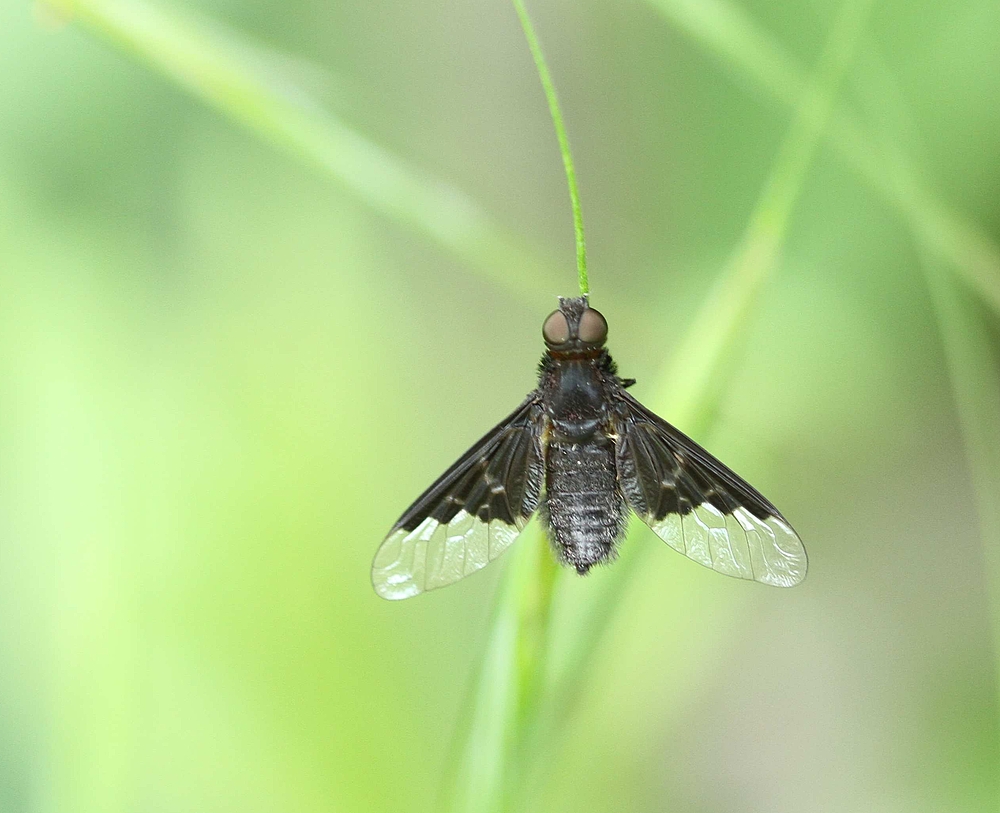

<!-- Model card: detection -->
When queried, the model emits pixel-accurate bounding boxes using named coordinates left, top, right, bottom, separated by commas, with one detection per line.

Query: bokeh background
left=2, top=0, right=999, bottom=811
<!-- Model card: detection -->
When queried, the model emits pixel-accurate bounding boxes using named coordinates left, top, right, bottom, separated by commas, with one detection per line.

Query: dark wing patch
left=616, top=392, right=807, bottom=587
left=372, top=395, right=545, bottom=599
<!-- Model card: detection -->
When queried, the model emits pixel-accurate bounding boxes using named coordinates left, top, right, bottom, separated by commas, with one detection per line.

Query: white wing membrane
left=646, top=504, right=806, bottom=587
left=372, top=511, right=523, bottom=600
left=617, top=392, right=807, bottom=587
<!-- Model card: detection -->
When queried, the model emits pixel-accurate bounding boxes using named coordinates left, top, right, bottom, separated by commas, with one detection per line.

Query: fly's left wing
left=615, top=392, right=807, bottom=587
left=372, top=396, right=545, bottom=600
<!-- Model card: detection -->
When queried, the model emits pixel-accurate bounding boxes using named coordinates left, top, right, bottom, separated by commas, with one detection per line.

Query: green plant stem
left=48, top=0, right=560, bottom=304
left=450, top=0, right=871, bottom=808
left=446, top=7, right=591, bottom=807
left=534, top=0, right=873, bottom=783
left=512, top=0, right=589, bottom=295
left=444, top=7, right=590, bottom=806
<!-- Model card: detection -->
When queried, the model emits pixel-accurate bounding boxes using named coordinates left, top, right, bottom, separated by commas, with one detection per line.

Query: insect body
left=372, top=296, right=807, bottom=599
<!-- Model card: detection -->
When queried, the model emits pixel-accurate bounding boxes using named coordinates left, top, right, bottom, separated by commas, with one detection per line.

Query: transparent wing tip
left=372, top=571, right=422, bottom=600
left=371, top=526, right=426, bottom=601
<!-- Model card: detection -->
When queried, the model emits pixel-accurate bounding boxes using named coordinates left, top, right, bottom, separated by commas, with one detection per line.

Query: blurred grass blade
left=46, top=0, right=558, bottom=301
left=922, top=260, right=1000, bottom=702
left=851, top=27, right=1000, bottom=745
left=444, top=527, right=556, bottom=813
left=642, top=0, right=1000, bottom=317
left=654, top=0, right=874, bottom=432
left=537, top=0, right=873, bottom=770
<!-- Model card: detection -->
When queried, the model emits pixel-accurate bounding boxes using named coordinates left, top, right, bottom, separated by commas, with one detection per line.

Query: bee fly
left=372, top=296, right=807, bottom=599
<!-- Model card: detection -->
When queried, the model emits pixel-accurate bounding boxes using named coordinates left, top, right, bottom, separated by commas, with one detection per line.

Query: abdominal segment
left=543, top=436, right=628, bottom=573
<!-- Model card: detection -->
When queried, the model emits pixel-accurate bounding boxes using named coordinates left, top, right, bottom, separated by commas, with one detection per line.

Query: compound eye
left=543, top=310, right=570, bottom=345
left=578, top=308, right=608, bottom=345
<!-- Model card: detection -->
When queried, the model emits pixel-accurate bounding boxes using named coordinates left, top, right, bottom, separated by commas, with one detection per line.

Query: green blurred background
left=2, top=0, right=999, bottom=811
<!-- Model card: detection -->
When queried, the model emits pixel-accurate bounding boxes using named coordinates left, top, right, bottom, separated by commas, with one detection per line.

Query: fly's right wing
left=372, top=396, right=545, bottom=600
left=616, top=392, right=807, bottom=587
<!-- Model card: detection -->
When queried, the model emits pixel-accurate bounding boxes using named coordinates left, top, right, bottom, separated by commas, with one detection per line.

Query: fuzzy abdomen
left=544, top=437, right=627, bottom=573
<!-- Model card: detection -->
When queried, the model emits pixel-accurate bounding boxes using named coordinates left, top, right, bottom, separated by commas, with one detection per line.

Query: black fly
left=372, top=296, right=807, bottom=599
